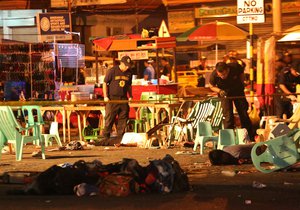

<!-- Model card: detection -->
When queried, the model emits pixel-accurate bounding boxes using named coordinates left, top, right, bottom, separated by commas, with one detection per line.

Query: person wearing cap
left=274, top=63, right=300, bottom=119
left=226, top=50, right=246, bottom=69
left=143, top=58, right=155, bottom=81
left=209, top=62, right=255, bottom=141
left=101, top=55, right=133, bottom=141
left=198, top=56, right=207, bottom=70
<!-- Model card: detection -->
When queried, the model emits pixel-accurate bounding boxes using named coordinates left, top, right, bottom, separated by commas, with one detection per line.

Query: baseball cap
left=120, top=55, right=132, bottom=67
left=147, top=58, right=154, bottom=63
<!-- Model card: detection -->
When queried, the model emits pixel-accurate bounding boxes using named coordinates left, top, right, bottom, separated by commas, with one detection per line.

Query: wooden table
left=129, top=102, right=156, bottom=127
left=64, top=105, right=106, bottom=142
left=154, top=102, right=182, bottom=124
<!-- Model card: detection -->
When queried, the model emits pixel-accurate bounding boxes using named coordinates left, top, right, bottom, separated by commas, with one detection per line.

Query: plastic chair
left=42, top=122, right=62, bottom=147
left=22, top=105, right=44, bottom=145
left=127, top=119, right=148, bottom=133
left=82, top=125, right=100, bottom=141
left=140, top=92, right=157, bottom=123
left=0, top=130, right=6, bottom=160
left=171, top=99, right=215, bottom=142
left=207, top=97, right=224, bottom=131
left=217, top=129, right=236, bottom=150
left=235, top=128, right=249, bottom=145
left=0, top=106, right=45, bottom=161
left=251, top=132, right=300, bottom=173
left=193, top=122, right=218, bottom=154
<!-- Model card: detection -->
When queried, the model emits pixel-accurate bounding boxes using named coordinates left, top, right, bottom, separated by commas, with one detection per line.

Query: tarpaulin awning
left=93, top=34, right=141, bottom=51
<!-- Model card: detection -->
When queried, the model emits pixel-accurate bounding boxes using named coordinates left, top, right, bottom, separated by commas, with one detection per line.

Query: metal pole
left=135, top=0, right=139, bottom=33
left=249, top=23, right=254, bottom=103
left=95, top=51, right=99, bottom=84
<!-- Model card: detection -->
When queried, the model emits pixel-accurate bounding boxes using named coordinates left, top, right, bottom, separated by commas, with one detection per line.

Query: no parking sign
left=237, top=0, right=265, bottom=24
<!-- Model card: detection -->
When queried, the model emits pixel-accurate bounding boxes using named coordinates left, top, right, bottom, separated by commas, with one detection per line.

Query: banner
left=37, top=12, right=72, bottom=42
left=118, top=51, right=148, bottom=61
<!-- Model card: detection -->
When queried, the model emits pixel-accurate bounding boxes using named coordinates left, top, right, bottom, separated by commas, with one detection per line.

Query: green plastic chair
left=82, top=125, right=101, bottom=141
left=251, top=133, right=300, bottom=173
left=0, top=106, right=45, bottom=161
left=127, top=119, right=146, bottom=133
left=0, top=130, right=6, bottom=160
left=22, top=105, right=44, bottom=145
left=217, top=129, right=236, bottom=150
left=208, top=97, right=224, bottom=131
left=140, top=92, right=157, bottom=123
left=235, top=128, right=249, bottom=145
left=42, top=122, right=62, bottom=147
left=193, top=121, right=218, bottom=154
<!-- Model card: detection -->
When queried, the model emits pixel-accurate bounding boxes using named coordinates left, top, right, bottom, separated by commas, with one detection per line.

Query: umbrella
left=177, top=21, right=248, bottom=62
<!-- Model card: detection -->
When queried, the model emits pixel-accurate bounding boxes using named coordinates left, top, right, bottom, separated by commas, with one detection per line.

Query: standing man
left=209, top=62, right=254, bottom=141
left=275, top=63, right=300, bottom=119
left=102, top=55, right=133, bottom=142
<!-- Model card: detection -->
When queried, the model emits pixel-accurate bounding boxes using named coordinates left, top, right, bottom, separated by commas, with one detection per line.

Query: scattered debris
left=245, top=200, right=252, bottom=205
left=175, top=151, right=196, bottom=155
left=252, top=181, right=267, bottom=189
left=221, top=170, right=236, bottom=177
left=283, top=181, right=294, bottom=186
left=31, top=151, right=42, bottom=157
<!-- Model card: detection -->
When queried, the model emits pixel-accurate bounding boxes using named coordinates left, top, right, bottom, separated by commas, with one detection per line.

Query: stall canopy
left=278, top=25, right=300, bottom=42
left=92, top=34, right=176, bottom=82
left=93, top=34, right=141, bottom=51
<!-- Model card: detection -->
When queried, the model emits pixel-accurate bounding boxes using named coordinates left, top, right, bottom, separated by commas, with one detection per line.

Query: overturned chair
left=251, top=129, right=300, bottom=173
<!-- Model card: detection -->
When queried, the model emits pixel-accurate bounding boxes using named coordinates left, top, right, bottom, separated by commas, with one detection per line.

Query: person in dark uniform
left=275, top=63, right=300, bottom=119
left=209, top=62, right=255, bottom=140
left=102, top=55, right=133, bottom=141
left=160, top=57, right=171, bottom=78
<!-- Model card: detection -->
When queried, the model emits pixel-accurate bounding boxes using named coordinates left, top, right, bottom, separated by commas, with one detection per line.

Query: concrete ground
left=1, top=144, right=300, bottom=210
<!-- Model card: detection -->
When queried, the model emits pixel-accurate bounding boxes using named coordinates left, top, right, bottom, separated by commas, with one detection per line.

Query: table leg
left=62, top=109, right=66, bottom=143
left=67, top=110, right=71, bottom=142
left=77, top=111, right=82, bottom=141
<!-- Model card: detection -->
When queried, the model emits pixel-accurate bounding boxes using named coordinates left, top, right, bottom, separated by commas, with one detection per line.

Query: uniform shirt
left=277, top=68, right=300, bottom=93
left=143, top=65, right=155, bottom=80
left=209, top=62, right=245, bottom=97
left=104, top=65, right=132, bottom=98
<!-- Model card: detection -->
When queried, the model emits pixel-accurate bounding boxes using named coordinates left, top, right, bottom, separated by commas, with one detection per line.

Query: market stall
left=92, top=35, right=178, bottom=98
left=92, top=35, right=178, bottom=119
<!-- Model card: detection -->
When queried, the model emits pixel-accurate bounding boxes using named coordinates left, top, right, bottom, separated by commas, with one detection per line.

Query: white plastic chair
left=42, top=122, right=62, bottom=147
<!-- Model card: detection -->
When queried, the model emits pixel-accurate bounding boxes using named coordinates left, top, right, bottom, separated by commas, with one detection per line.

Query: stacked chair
left=169, top=98, right=216, bottom=143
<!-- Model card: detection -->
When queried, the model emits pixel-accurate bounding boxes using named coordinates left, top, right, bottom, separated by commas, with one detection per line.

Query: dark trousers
left=220, top=97, right=254, bottom=140
left=102, top=102, right=129, bottom=138
left=274, top=95, right=293, bottom=119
